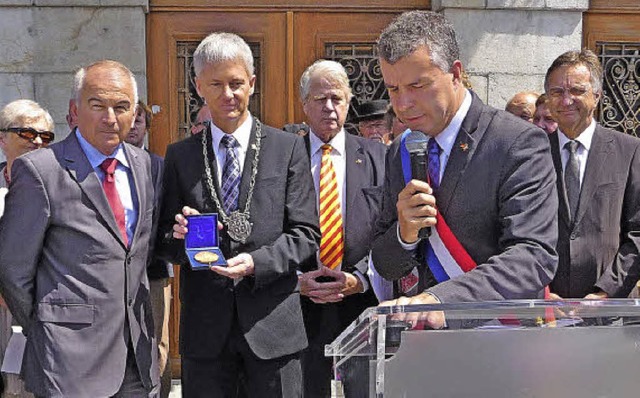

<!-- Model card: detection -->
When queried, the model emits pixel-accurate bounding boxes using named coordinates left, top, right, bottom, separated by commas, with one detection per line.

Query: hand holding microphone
left=397, top=131, right=438, bottom=244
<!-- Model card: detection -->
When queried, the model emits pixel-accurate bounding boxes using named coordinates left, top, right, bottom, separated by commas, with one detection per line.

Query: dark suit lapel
left=237, top=118, right=260, bottom=211
left=125, top=144, right=145, bottom=248
left=549, top=132, right=571, bottom=228
left=574, top=125, right=614, bottom=227
left=202, top=125, right=223, bottom=212
left=437, top=92, right=486, bottom=215
left=62, top=132, right=126, bottom=248
left=344, top=135, right=366, bottom=251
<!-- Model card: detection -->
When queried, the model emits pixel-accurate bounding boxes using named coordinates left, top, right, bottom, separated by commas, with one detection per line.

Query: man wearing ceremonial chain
left=156, top=32, right=320, bottom=397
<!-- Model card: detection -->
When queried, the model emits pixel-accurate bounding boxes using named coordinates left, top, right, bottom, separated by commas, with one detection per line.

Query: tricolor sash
left=399, top=130, right=476, bottom=282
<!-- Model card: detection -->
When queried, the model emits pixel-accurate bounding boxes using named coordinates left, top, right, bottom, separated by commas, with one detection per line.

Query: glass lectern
left=325, top=300, right=640, bottom=397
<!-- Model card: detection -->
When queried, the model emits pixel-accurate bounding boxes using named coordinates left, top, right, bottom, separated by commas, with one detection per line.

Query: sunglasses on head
left=3, top=127, right=55, bottom=144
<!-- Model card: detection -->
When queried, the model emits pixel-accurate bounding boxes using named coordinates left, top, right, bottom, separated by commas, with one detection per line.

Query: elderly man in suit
left=296, top=60, right=385, bottom=397
left=157, top=32, right=319, bottom=397
left=0, top=60, right=158, bottom=397
left=371, top=11, right=559, bottom=328
left=544, top=50, right=640, bottom=299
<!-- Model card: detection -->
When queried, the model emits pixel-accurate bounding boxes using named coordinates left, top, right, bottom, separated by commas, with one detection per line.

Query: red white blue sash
left=399, top=131, right=476, bottom=282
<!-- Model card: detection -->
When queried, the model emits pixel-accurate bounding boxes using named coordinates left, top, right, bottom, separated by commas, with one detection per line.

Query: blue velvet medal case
left=185, top=213, right=227, bottom=270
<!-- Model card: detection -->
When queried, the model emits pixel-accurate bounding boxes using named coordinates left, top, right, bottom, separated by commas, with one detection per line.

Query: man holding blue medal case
left=184, top=214, right=227, bottom=269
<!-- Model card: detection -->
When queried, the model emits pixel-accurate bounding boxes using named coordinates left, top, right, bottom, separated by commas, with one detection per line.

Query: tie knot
left=321, top=144, right=333, bottom=155
left=428, top=138, right=441, bottom=156
left=100, top=158, right=118, bottom=175
left=221, top=134, right=239, bottom=149
left=565, top=140, right=579, bottom=154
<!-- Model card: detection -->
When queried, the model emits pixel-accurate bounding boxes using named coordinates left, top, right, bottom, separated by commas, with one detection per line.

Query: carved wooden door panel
left=584, top=5, right=640, bottom=136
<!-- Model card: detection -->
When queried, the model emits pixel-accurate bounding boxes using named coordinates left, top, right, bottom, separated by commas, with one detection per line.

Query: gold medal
left=194, top=251, right=219, bottom=264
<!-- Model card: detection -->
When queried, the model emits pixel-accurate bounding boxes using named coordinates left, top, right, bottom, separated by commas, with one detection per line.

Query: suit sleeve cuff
left=353, top=270, right=370, bottom=293
left=397, top=224, right=420, bottom=251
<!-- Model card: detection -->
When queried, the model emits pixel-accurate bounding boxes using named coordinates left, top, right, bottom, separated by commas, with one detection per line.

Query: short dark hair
left=137, top=100, right=152, bottom=130
left=544, top=49, right=603, bottom=95
left=377, top=10, right=459, bottom=71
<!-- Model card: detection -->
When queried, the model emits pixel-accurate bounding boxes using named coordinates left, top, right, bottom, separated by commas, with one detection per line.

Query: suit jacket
left=371, top=92, right=559, bottom=302
left=146, top=151, right=171, bottom=280
left=549, top=126, right=640, bottom=298
left=157, top=119, right=320, bottom=360
left=0, top=133, right=158, bottom=397
left=301, top=133, right=385, bottom=342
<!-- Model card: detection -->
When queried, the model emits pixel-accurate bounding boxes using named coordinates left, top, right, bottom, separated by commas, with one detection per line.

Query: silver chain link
left=200, top=119, right=262, bottom=223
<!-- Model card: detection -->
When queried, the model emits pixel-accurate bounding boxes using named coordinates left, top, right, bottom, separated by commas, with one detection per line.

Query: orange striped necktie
left=319, top=144, right=344, bottom=269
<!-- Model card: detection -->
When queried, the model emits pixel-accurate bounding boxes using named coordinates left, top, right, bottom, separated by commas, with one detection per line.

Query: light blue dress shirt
left=76, top=130, right=138, bottom=244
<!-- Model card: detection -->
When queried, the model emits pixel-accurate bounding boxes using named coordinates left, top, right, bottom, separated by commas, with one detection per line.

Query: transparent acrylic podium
left=325, top=300, right=640, bottom=397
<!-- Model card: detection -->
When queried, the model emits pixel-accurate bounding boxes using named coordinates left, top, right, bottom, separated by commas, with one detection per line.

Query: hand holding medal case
left=185, top=214, right=227, bottom=270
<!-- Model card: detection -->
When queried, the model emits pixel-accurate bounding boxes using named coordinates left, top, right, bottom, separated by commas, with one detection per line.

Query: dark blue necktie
left=220, top=135, right=241, bottom=213
left=427, top=138, right=442, bottom=190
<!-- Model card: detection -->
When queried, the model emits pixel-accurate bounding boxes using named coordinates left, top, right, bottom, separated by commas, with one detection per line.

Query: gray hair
left=299, top=60, right=353, bottom=102
left=0, top=99, right=55, bottom=135
left=544, top=49, right=603, bottom=95
left=193, top=32, right=254, bottom=77
left=73, top=60, right=139, bottom=106
left=377, top=11, right=459, bottom=71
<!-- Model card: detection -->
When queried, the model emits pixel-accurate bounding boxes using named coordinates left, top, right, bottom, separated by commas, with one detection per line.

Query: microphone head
left=404, top=130, right=429, bottom=153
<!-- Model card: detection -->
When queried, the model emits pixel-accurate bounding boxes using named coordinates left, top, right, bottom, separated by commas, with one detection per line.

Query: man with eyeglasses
left=0, top=60, right=159, bottom=397
left=545, top=49, right=640, bottom=299
left=0, top=99, right=55, bottom=397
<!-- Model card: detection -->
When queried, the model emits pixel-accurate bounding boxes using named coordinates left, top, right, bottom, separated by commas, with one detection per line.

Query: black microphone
left=404, top=131, right=431, bottom=239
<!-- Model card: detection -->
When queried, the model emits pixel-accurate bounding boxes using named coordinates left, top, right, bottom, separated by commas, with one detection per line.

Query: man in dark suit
left=296, top=60, right=385, bottom=397
left=544, top=50, right=640, bottom=299
left=0, top=60, right=158, bottom=397
left=126, top=100, right=173, bottom=398
left=156, top=32, right=320, bottom=397
left=370, top=11, right=559, bottom=328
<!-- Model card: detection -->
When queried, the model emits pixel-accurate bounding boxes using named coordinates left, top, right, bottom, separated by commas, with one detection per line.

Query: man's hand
left=210, top=253, right=254, bottom=279
left=584, top=291, right=608, bottom=300
left=547, top=292, right=563, bottom=300
left=172, top=206, right=223, bottom=239
left=299, top=267, right=349, bottom=304
left=379, top=291, right=445, bottom=329
left=397, top=180, right=438, bottom=244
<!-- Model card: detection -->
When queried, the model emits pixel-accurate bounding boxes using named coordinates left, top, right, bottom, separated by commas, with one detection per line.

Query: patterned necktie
left=100, top=158, right=128, bottom=246
left=564, top=140, right=581, bottom=221
left=319, top=144, right=343, bottom=269
left=428, top=138, right=442, bottom=190
left=221, top=134, right=241, bottom=214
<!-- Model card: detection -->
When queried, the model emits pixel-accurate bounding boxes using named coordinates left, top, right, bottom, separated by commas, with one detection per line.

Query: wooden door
left=147, top=5, right=420, bottom=377
left=584, top=2, right=640, bottom=136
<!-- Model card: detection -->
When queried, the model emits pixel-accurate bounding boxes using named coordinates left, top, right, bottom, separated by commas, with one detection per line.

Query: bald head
left=505, top=91, right=539, bottom=123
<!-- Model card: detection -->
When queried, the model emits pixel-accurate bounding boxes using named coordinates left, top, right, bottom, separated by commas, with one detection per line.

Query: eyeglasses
left=3, top=127, right=55, bottom=144
left=547, top=86, right=591, bottom=99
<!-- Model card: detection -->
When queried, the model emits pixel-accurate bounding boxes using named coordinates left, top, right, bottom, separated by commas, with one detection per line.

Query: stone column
left=0, top=0, right=148, bottom=143
left=433, top=0, right=589, bottom=108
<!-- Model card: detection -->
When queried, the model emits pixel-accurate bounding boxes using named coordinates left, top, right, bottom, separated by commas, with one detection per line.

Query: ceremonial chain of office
left=200, top=119, right=262, bottom=243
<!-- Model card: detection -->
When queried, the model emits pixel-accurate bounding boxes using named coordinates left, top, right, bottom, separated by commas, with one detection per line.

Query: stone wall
left=433, top=0, right=589, bottom=109
left=0, top=0, right=148, bottom=153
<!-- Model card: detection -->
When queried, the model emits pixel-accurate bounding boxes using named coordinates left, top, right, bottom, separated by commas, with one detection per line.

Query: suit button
left=128, top=297, right=133, bottom=306
left=570, top=232, right=577, bottom=240
left=126, top=257, right=132, bottom=265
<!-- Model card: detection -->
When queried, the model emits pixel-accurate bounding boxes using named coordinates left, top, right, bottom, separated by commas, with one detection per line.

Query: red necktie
left=100, top=158, right=128, bottom=246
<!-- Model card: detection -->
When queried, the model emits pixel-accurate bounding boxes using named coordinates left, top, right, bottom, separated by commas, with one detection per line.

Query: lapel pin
left=459, top=142, right=469, bottom=152
left=355, top=159, right=362, bottom=164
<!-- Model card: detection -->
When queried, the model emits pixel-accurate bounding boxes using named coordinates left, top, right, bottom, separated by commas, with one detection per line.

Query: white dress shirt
left=557, top=118, right=596, bottom=187
left=209, top=114, right=253, bottom=186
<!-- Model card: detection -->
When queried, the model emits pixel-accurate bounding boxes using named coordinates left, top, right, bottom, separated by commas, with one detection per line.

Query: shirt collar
left=309, top=128, right=346, bottom=157
left=557, top=118, right=596, bottom=151
left=75, top=129, right=129, bottom=169
left=210, top=114, right=253, bottom=152
left=434, top=89, right=472, bottom=157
